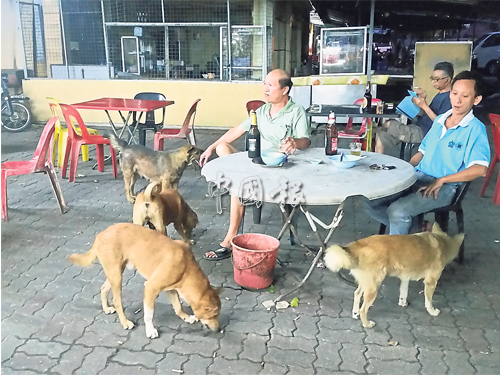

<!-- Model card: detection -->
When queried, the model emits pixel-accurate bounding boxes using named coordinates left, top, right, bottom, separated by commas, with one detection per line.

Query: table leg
left=276, top=205, right=312, bottom=253
left=127, top=112, right=147, bottom=145
left=274, top=202, right=345, bottom=302
left=104, top=110, right=119, bottom=137
left=117, top=111, right=138, bottom=145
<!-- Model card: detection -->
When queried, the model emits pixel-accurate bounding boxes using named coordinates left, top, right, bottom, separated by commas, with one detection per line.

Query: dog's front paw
left=352, top=311, right=360, bottom=320
left=122, top=320, right=135, bottom=330
left=146, top=326, right=159, bottom=339
left=184, top=315, right=199, bottom=324
left=103, top=306, right=116, bottom=314
left=363, top=320, right=376, bottom=329
left=398, top=298, right=408, bottom=307
left=427, top=307, right=440, bottom=316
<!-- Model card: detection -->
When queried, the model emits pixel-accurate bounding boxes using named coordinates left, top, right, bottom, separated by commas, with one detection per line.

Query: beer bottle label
left=248, top=139, right=256, bottom=152
left=362, top=97, right=368, bottom=109
left=331, top=138, right=338, bottom=152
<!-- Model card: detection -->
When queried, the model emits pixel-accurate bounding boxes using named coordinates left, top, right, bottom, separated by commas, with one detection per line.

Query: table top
left=201, top=148, right=416, bottom=205
left=72, top=97, right=175, bottom=112
left=307, top=104, right=401, bottom=119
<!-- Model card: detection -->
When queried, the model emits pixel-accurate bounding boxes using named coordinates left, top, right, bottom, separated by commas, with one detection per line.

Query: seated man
left=198, top=69, right=311, bottom=260
left=375, top=61, right=454, bottom=154
left=366, top=70, right=490, bottom=235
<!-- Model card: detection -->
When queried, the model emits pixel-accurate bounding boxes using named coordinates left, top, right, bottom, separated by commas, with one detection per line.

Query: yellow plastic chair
left=46, top=97, right=99, bottom=168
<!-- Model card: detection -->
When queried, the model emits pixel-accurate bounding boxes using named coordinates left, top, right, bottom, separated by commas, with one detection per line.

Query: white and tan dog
left=133, top=181, right=198, bottom=243
left=69, top=223, right=222, bottom=338
left=324, top=223, right=464, bottom=328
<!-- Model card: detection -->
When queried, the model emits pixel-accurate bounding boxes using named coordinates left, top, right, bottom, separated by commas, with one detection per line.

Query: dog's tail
left=144, top=181, right=162, bottom=203
left=68, top=241, right=98, bottom=268
left=103, top=133, right=127, bottom=153
left=323, top=244, right=355, bottom=273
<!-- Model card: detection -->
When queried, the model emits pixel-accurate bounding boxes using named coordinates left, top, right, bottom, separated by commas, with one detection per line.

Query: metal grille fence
left=19, top=2, right=46, bottom=78
left=21, top=0, right=268, bottom=81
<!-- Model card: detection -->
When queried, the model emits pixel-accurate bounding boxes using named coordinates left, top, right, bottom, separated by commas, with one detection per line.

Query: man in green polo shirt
left=199, top=69, right=310, bottom=260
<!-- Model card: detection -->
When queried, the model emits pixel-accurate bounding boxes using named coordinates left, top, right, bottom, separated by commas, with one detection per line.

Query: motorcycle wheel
left=1, top=101, right=32, bottom=132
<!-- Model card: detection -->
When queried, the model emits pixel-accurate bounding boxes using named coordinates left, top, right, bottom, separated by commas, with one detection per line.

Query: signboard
left=414, top=41, right=472, bottom=101
left=320, top=27, right=367, bottom=75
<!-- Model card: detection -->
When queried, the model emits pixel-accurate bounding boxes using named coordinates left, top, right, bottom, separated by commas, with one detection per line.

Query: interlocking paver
left=74, top=348, right=116, bottom=375
left=210, top=356, right=264, bottom=374
left=442, top=349, right=476, bottom=374
left=264, top=347, right=317, bottom=368
left=0, top=336, right=25, bottom=362
left=181, top=354, right=214, bottom=375
left=112, top=348, right=160, bottom=368
left=7, top=352, right=59, bottom=373
left=2, top=125, right=500, bottom=374
left=50, top=345, right=92, bottom=375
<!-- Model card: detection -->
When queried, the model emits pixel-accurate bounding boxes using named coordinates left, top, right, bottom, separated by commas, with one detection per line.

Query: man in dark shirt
left=375, top=61, right=453, bottom=154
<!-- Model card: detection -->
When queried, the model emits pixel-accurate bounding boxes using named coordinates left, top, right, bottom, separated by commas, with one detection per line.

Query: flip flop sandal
left=204, top=246, right=232, bottom=261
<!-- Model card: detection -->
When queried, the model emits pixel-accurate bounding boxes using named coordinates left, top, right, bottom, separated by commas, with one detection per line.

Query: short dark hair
left=277, top=69, right=293, bottom=94
left=452, top=70, right=484, bottom=97
left=433, top=61, right=454, bottom=79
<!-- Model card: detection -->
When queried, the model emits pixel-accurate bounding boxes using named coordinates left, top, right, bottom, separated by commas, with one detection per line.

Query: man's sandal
left=204, top=247, right=232, bottom=261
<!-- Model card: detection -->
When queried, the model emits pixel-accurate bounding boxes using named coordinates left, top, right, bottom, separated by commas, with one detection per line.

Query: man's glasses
left=429, top=76, right=449, bottom=82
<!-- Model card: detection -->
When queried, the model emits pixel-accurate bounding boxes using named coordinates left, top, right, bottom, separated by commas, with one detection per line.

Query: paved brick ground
left=2, top=123, right=500, bottom=374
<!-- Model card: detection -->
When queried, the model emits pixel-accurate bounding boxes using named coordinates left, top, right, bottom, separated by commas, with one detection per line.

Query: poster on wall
left=320, top=27, right=367, bottom=76
left=414, top=41, right=472, bottom=102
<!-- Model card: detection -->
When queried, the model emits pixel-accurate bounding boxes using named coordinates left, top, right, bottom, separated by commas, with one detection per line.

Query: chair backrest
left=246, top=100, right=266, bottom=115
left=179, top=99, right=201, bottom=135
left=451, top=181, right=471, bottom=207
left=134, top=92, right=167, bottom=125
left=33, top=117, right=57, bottom=171
left=59, top=104, right=92, bottom=140
left=346, top=98, right=383, bottom=131
left=47, top=97, right=66, bottom=131
left=353, top=98, right=382, bottom=106
left=489, top=113, right=500, bottom=157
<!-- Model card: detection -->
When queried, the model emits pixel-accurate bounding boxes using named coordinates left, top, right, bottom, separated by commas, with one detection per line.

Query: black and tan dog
left=133, top=181, right=198, bottom=243
left=69, top=223, right=222, bottom=338
left=106, top=134, right=202, bottom=203
left=324, top=223, right=464, bottom=329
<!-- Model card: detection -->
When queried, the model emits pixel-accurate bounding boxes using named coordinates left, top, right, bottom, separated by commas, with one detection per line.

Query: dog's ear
left=212, top=286, right=224, bottom=296
left=454, top=233, right=465, bottom=247
left=431, top=222, right=443, bottom=234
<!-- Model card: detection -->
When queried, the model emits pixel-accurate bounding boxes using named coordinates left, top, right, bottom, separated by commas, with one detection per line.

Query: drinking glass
left=350, top=142, right=362, bottom=156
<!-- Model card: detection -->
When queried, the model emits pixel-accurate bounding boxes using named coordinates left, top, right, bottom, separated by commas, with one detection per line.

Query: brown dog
left=68, top=223, right=222, bottom=338
left=133, top=181, right=198, bottom=243
left=106, top=134, right=202, bottom=203
left=324, top=223, right=464, bottom=328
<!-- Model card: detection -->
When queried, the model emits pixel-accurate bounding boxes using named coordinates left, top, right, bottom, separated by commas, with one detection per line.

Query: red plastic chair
left=153, top=99, right=201, bottom=151
left=246, top=100, right=266, bottom=114
left=338, top=98, right=382, bottom=149
left=1, top=117, right=68, bottom=221
left=59, top=104, right=118, bottom=183
left=479, top=113, right=500, bottom=205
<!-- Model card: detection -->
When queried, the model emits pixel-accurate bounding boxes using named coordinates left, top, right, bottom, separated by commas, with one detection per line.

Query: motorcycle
left=1, top=73, right=32, bottom=132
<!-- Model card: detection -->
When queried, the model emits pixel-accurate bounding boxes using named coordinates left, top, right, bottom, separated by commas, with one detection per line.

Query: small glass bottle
left=247, top=110, right=261, bottom=159
left=362, top=81, right=372, bottom=114
left=324, top=111, right=338, bottom=156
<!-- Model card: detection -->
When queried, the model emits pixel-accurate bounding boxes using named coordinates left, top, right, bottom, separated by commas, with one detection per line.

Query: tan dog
left=106, top=134, right=202, bottom=203
left=324, top=223, right=464, bottom=329
left=68, top=223, right=222, bottom=338
left=133, top=181, right=198, bottom=243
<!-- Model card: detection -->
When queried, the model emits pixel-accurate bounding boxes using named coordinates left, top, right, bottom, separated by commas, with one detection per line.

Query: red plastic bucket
left=231, top=233, right=280, bottom=290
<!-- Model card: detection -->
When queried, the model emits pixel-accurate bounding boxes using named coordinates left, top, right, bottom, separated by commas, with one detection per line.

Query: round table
left=201, top=148, right=416, bottom=205
left=202, top=148, right=417, bottom=301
